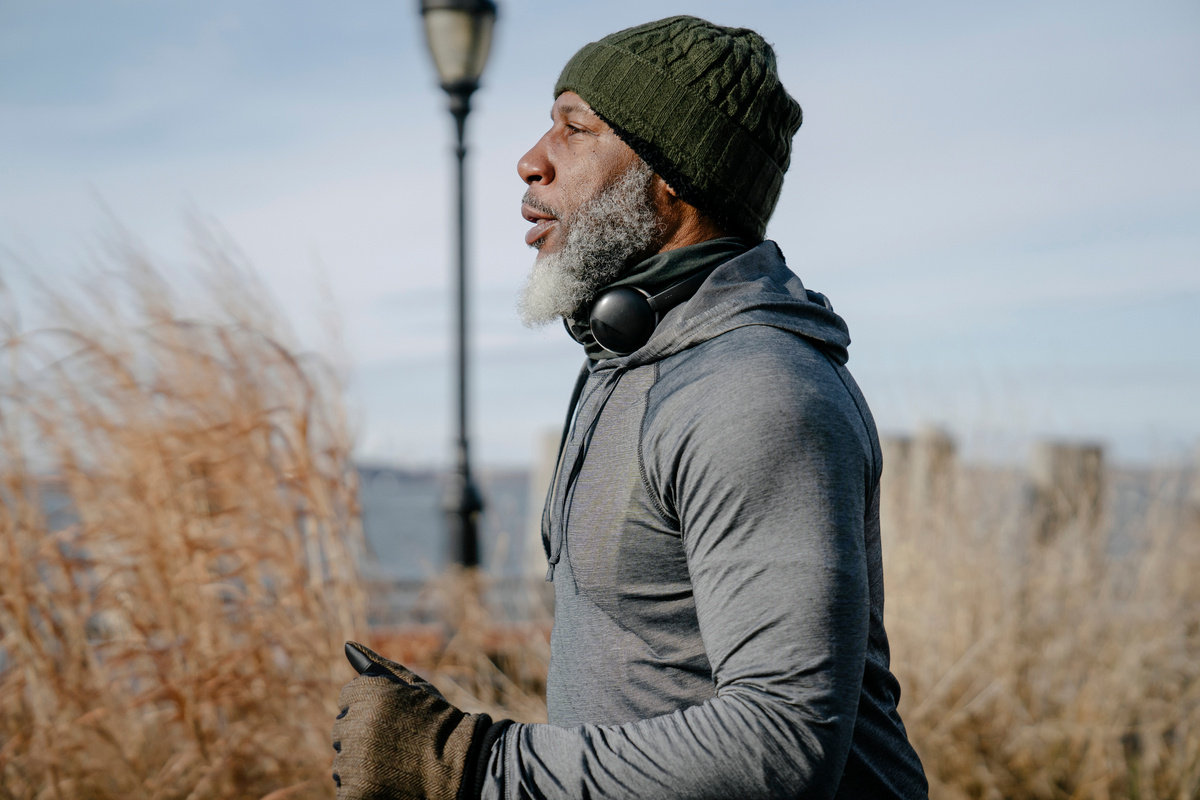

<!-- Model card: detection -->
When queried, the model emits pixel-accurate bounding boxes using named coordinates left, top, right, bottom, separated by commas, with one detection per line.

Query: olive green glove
left=332, top=641, right=511, bottom=800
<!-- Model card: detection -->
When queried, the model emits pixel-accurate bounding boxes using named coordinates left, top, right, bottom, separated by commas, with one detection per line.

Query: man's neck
left=656, top=215, right=729, bottom=255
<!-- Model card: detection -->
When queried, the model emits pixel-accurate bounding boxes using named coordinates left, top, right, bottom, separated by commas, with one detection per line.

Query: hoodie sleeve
left=483, top=327, right=876, bottom=800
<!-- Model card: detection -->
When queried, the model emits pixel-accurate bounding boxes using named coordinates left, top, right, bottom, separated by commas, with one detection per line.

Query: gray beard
left=517, top=160, right=659, bottom=327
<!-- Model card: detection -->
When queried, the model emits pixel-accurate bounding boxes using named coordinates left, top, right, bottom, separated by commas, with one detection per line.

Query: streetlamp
left=419, top=0, right=497, bottom=567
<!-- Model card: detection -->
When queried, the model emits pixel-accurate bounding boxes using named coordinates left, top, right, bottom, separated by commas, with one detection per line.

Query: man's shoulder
left=655, top=323, right=844, bottom=398
left=638, top=321, right=878, bottom=506
left=643, top=323, right=866, bottom=441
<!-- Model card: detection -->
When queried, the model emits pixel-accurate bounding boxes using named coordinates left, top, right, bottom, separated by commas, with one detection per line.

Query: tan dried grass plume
left=0, top=228, right=365, bottom=800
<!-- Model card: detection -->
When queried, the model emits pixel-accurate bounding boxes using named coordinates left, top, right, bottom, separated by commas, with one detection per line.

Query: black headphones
left=567, top=264, right=722, bottom=356
left=567, top=265, right=836, bottom=357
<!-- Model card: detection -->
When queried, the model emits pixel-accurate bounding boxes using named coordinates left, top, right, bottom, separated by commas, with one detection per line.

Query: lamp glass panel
left=469, top=15, right=494, bottom=81
left=423, top=9, right=494, bottom=86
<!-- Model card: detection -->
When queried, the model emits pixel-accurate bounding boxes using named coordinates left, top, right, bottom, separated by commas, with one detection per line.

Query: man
left=333, top=15, right=929, bottom=800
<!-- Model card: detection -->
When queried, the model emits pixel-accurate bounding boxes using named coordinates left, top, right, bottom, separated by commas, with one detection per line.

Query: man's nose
left=518, top=135, right=553, bottom=186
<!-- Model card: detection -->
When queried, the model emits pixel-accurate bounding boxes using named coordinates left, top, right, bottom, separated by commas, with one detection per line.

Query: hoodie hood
left=603, top=240, right=850, bottom=368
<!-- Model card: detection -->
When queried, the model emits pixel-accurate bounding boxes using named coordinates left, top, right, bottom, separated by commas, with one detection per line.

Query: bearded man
left=333, top=15, right=928, bottom=800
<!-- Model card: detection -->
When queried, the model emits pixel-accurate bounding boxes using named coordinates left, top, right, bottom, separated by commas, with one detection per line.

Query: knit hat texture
left=554, top=16, right=802, bottom=240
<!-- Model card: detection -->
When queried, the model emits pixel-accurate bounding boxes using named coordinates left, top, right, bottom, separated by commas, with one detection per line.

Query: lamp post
left=419, top=0, right=496, bottom=567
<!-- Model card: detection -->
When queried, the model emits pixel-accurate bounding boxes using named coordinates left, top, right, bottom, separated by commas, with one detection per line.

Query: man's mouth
left=522, top=200, right=558, bottom=248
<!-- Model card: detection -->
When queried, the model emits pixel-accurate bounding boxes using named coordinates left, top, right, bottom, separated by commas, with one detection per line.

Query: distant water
left=26, top=462, right=1192, bottom=588
left=23, top=465, right=538, bottom=583
left=357, top=465, right=535, bottom=581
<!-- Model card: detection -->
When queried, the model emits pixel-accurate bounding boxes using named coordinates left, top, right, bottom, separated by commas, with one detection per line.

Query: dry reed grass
left=0, top=233, right=366, bottom=799
left=884, top=462, right=1200, bottom=799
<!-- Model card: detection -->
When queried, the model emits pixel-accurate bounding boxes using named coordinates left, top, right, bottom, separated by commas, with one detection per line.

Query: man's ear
left=651, top=174, right=682, bottom=213
left=649, top=173, right=727, bottom=246
left=649, top=174, right=685, bottom=236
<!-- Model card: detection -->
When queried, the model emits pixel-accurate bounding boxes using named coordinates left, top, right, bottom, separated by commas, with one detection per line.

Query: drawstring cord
left=544, top=369, right=623, bottom=584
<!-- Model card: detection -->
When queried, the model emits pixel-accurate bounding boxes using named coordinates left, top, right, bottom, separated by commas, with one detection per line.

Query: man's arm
left=486, top=334, right=874, bottom=800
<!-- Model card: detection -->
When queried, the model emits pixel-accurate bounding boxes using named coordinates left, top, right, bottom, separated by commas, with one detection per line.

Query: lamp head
left=419, top=0, right=497, bottom=96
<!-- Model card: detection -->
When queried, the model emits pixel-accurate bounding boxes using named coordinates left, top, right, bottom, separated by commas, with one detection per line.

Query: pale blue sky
left=2, top=1, right=1197, bottom=465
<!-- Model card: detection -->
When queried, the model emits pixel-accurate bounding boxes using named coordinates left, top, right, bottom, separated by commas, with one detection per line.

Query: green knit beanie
left=554, top=15, right=802, bottom=241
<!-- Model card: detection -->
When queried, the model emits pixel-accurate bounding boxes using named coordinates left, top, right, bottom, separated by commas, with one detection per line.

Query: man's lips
left=522, top=203, right=557, bottom=246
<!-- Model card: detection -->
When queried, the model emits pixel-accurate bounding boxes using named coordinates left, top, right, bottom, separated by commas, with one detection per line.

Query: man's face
left=515, top=92, right=661, bottom=326
left=518, top=92, right=645, bottom=257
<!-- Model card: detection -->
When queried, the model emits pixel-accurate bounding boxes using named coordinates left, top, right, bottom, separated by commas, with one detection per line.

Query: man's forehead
left=551, top=92, right=599, bottom=120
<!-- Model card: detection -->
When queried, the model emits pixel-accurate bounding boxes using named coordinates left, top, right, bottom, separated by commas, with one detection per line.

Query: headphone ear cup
left=589, top=287, right=657, bottom=356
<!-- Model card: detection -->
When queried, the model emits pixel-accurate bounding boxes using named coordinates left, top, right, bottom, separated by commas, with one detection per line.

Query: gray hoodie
left=482, top=241, right=927, bottom=799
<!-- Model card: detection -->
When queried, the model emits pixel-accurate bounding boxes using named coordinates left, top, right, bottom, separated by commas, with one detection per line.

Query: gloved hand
left=332, top=641, right=511, bottom=800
